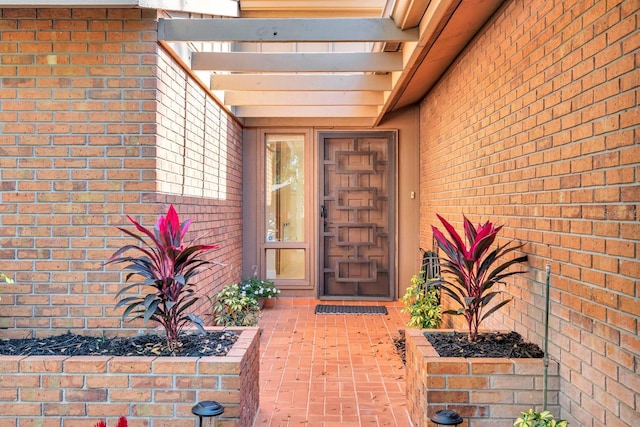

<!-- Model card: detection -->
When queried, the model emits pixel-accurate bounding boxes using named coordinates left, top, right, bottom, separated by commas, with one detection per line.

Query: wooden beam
left=158, top=18, right=418, bottom=42
left=224, top=90, right=384, bottom=105
left=192, top=52, right=403, bottom=72
left=234, top=105, right=380, bottom=118
left=210, top=74, right=392, bottom=91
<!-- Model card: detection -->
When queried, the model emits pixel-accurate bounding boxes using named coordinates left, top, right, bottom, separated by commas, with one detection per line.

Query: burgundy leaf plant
left=432, top=214, right=528, bottom=341
left=107, top=205, right=219, bottom=351
left=94, top=416, right=128, bottom=427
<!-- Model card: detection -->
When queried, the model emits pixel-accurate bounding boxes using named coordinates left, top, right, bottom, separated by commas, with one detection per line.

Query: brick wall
left=405, top=329, right=560, bottom=427
left=419, top=0, right=638, bottom=425
left=0, top=327, right=260, bottom=427
left=0, top=8, right=243, bottom=337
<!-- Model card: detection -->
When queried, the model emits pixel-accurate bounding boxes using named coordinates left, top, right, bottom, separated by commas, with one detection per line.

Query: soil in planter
left=425, top=331, right=544, bottom=358
left=0, top=331, right=239, bottom=357
left=392, top=330, right=544, bottom=364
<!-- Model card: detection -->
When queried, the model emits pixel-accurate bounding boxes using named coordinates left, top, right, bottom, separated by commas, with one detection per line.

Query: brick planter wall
left=0, top=327, right=259, bottom=427
left=405, top=329, right=560, bottom=427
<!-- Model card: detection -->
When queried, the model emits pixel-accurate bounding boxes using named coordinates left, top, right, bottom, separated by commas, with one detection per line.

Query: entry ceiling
left=160, top=0, right=505, bottom=126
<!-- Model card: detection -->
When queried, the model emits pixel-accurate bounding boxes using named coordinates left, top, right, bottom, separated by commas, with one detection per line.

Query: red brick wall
left=0, top=327, right=260, bottom=427
left=405, top=329, right=561, bottom=427
left=419, top=0, right=639, bottom=425
left=419, top=0, right=638, bottom=425
left=0, top=8, right=243, bottom=337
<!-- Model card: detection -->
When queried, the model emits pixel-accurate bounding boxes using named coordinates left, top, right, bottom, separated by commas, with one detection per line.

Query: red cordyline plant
left=107, top=205, right=219, bottom=351
left=432, top=214, right=528, bottom=342
left=94, top=416, right=128, bottom=427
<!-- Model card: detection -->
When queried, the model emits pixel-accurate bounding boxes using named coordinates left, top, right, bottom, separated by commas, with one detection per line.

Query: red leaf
left=94, top=421, right=107, bottom=427
left=436, top=214, right=468, bottom=258
left=116, top=416, right=128, bottom=427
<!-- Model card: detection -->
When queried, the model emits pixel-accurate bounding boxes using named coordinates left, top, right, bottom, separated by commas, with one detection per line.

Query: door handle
left=320, top=205, right=327, bottom=218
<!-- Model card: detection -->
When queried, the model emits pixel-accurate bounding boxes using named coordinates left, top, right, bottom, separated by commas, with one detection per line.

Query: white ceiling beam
left=210, top=74, right=392, bottom=91
left=225, top=90, right=384, bottom=106
left=192, top=52, right=403, bottom=72
left=235, top=105, right=380, bottom=118
left=158, top=18, right=418, bottom=42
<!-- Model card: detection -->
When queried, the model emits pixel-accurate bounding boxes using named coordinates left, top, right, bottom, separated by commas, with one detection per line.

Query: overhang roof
left=159, top=0, right=506, bottom=126
left=0, top=0, right=505, bottom=126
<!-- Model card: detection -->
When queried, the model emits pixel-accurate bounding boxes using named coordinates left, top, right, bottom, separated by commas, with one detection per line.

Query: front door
left=319, top=132, right=396, bottom=299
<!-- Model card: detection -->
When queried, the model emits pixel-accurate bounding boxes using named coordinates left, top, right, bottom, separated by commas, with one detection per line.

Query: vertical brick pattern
left=405, top=330, right=561, bottom=427
left=419, top=0, right=639, bottom=426
left=0, top=9, right=243, bottom=336
left=0, top=328, right=259, bottom=427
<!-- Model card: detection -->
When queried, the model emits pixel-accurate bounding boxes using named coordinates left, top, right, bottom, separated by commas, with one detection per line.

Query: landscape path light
left=430, top=409, right=464, bottom=426
left=192, top=400, right=224, bottom=427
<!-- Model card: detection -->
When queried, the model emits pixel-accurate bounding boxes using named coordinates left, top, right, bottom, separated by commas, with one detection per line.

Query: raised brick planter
left=405, top=329, right=560, bottom=427
left=0, top=327, right=260, bottom=427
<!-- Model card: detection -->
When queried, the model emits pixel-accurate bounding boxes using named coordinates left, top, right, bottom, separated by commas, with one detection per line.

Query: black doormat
left=314, top=305, right=388, bottom=315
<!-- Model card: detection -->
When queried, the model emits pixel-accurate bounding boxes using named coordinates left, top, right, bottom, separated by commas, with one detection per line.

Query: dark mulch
left=0, top=331, right=239, bottom=357
left=393, top=330, right=544, bottom=364
left=393, top=330, right=406, bottom=364
left=425, top=331, right=544, bottom=358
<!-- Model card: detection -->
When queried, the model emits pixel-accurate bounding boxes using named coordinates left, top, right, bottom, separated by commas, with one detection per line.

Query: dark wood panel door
left=319, top=132, right=396, bottom=299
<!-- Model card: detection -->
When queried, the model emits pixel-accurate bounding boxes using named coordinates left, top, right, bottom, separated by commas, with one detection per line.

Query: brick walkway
left=253, top=299, right=413, bottom=427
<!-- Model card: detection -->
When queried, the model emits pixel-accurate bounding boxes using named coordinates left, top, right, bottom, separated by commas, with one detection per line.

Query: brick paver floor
left=253, top=299, right=413, bottom=427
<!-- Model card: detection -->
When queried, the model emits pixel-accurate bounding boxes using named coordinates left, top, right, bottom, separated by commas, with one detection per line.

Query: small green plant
left=240, top=276, right=280, bottom=299
left=514, top=409, right=568, bottom=427
left=401, top=272, right=442, bottom=329
left=0, top=272, right=13, bottom=303
left=211, top=283, right=261, bottom=326
left=107, top=205, right=220, bottom=352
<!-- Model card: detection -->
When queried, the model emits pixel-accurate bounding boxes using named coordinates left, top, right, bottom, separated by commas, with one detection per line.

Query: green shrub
left=401, top=272, right=442, bottom=329
left=514, top=409, right=568, bottom=427
left=211, top=283, right=261, bottom=327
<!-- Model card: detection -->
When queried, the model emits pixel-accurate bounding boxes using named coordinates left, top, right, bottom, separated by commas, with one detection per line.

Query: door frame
left=317, top=130, right=398, bottom=301
left=256, top=129, right=315, bottom=291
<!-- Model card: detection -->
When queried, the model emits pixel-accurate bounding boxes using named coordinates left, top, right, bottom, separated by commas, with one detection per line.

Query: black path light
left=192, top=400, right=224, bottom=427
left=430, top=409, right=464, bottom=426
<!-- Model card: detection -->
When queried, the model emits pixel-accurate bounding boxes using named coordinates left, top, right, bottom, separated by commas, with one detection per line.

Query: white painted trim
left=192, top=52, right=403, bottom=72
left=210, top=74, right=392, bottom=91
left=239, top=0, right=385, bottom=12
left=0, top=0, right=139, bottom=6
left=0, top=0, right=239, bottom=16
left=391, top=0, right=429, bottom=29
left=158, top=18, right=417, bottom=42
left=140, top=0, right=239, bottom=16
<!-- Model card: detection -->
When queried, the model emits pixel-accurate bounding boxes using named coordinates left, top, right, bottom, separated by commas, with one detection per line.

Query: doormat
left=314, top=305, right=388, bottom=315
